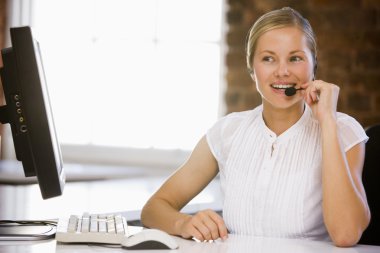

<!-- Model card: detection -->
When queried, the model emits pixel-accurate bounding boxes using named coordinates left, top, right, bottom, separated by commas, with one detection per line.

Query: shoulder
left=336, top=112, right=365, bottom=133
left=210, top=106, right=261, bottom=137
left=336, top=112, right=368, bottom=152
left=206, top=106, right=262, bottom=161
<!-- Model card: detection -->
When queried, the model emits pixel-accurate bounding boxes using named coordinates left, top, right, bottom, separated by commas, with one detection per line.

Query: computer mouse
left=121, top=228, right=179, bottom=250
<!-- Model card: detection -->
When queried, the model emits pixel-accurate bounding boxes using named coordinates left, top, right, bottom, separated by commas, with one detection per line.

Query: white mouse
left=121, top=228, right=179, bottom=250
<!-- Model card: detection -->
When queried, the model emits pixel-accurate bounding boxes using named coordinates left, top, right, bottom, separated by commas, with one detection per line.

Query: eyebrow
left=257, top=50, right=275, bottom=55
left=257, top=50, right=306, bottom=55
left=289, top=50, right=307, bottom=55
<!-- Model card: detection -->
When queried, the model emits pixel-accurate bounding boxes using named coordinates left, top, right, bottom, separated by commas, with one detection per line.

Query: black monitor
left=0, top=26, right=65, bottom=199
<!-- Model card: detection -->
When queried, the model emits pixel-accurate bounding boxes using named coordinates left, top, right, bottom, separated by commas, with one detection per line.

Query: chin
left=264, top=97, right=304, bottom=110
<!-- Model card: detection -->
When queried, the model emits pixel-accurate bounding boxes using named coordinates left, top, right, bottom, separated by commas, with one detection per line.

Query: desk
left=1, top=166, right=379, bottom=253
left=0, top=234, right=380, bottom=253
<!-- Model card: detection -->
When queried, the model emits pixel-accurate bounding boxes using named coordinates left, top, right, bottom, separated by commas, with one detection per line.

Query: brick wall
left=225, top=0, right=380, bottom=127
left=0, top=0, right=5, bottom=66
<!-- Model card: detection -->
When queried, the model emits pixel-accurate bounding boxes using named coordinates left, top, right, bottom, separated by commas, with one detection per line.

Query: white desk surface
left=0, top=234, right=379, bottom=253
left=1, top=164, right=380, bottom=252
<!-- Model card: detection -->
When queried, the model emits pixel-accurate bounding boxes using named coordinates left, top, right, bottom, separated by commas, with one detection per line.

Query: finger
left=303, top=82, right=318, bottom=103
left=200, top=214, right=220, bottom=240
left=310, top=89, right=318, bottom=102
left=207, top=211, right=228, bottom=240
left=188, top=226, right=205, bottom=242
left=312, top=80, right=324, bottom=90
left=303, top=86, right=313, bottom=105
left=310, top=82, right=319, bottom=101
left=192, top=218, right=212, bottom=241
left=181, top=216, right=205, bottom=241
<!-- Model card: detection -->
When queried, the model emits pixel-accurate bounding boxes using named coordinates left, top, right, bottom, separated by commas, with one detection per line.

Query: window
left=28, top=0, right=224, bottom=167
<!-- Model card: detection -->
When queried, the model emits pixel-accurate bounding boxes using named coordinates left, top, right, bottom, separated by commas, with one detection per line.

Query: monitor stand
left=0, top=222, right=56, bottom=241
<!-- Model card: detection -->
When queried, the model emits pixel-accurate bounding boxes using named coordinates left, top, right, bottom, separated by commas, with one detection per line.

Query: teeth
left=272, top=84, right=295, bottom=89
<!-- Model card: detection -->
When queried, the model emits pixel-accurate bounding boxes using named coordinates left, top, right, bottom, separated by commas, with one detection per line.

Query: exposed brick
left=316, top=30, right=378, bottom=52
left=225, top=68, right=253, bottom=87
left=226, top=28, right=247, bottom=48
left=362, top=0, right=380, bottom=10
left=225, top=86, right=261, bottom=113
left=362, top=116, right=380, bottom=128
left=244, top=89, right=262, bottom=110
left=355, top=50, right=380, bottom=71
left=318, top=49, right=354, bottom=73
left=360, top=31, right=380, bottom=49
left=376, top=95, right=380, bottom=110
left=311, top=0, right=361, bottom=8
left=250, top=0, right=278, bottom=13
left=347, top=92, right=372, bottom=111
left=226, top=8, right=244, bottom=25
left=0, top=0, right=6, bottom=52
left=225, top=49, right=246, bottom=69
left=350, top=71, right=380, bottom=88
left=317, top=66, right=351, bottom=87
left=310, top=9, right=377, bottom=32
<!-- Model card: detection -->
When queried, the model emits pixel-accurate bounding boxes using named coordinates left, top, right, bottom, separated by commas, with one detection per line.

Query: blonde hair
left=246, top=7, right=317, bottom=75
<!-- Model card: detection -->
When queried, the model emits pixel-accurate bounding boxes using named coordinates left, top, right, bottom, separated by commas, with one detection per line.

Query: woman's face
left=251, top=26, right=314, bottom=109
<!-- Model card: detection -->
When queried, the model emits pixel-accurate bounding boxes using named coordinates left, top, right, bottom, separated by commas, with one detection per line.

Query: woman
left=141, top=7, right=370, bottom=247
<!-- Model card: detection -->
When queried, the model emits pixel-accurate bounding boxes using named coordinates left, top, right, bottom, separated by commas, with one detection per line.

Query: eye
left=262, top=56, right=274, bottom=63
left=290, top=56, right=303, bottom=62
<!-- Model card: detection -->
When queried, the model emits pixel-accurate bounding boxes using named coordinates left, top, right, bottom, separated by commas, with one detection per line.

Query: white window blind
left=28, top=0, right=224, bottom=166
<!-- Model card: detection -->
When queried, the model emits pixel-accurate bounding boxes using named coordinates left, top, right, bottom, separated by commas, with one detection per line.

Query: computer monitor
left=0, top=26, right=65, bottom=199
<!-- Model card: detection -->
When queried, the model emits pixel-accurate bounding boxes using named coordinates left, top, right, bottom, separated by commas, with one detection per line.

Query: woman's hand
left=301, top=80, right=340, bottom=124
left=176, top=209, right=228, bottom=241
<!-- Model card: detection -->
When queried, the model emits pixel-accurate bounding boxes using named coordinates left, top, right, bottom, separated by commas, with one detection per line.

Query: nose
left=275, top=61, right=289, bottom=77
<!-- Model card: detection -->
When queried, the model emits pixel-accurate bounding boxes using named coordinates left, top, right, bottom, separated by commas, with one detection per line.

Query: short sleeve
left=206, top=110, right=252, bottom=166
left=337, top=113, right=369, bottom=152
left=206, top=116, right=224, bottom=162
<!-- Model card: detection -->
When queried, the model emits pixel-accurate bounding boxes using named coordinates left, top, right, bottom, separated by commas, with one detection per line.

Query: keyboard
left=56, top=212, right=129, bottom=244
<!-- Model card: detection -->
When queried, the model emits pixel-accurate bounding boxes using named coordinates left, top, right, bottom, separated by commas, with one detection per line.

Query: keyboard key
left=81, top=213, right=90, bottom=233
left=115, top=215, right=124, bottom=234
left=98, top=215, right=107, bottom=233
left=76, top=218, right=82, bottom=233
left=107, top=215, right=116, bottom=233
left=56, top=212, right=128, bottom=244
left=90, top=214, right=98, bottom=232
left=67, top=215, right=78, bottom=233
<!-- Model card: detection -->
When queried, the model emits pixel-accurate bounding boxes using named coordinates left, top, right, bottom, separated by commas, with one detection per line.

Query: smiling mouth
left=271, top=83, right=297, bottom=90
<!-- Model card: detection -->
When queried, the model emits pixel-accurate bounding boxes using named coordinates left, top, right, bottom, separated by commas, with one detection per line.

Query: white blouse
left=206, top=105, right=368, bottom=241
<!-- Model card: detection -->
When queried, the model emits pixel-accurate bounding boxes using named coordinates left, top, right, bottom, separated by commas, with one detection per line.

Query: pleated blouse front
left=206, top=105, right=368, bottom=241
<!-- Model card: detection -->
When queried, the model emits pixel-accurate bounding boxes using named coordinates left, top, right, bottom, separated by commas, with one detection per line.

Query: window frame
left=2, top=0, right=227, bottom=171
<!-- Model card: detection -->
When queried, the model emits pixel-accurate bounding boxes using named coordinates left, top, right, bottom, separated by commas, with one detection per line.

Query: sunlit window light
left=31, top=0, right=223, bottom=154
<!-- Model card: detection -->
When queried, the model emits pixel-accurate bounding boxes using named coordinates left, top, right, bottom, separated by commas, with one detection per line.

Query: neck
left=262, top=102, right=305, bottom=136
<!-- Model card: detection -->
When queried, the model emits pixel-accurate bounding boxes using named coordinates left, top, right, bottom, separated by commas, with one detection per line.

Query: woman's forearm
left=141, top=197, right=190, bottom=236
left=321, top=117, right=370, bottom=246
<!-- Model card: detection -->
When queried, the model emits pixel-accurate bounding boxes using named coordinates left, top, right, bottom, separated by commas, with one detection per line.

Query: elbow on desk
left=331, top=235, right=359, bottom=247
left=328, top=209, right=371, bottom=247
left=140, top=203, right=152, bottom=228
left=140, top=199, right=163, bottom=229
left=329, top=228, right=363, bottom=247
